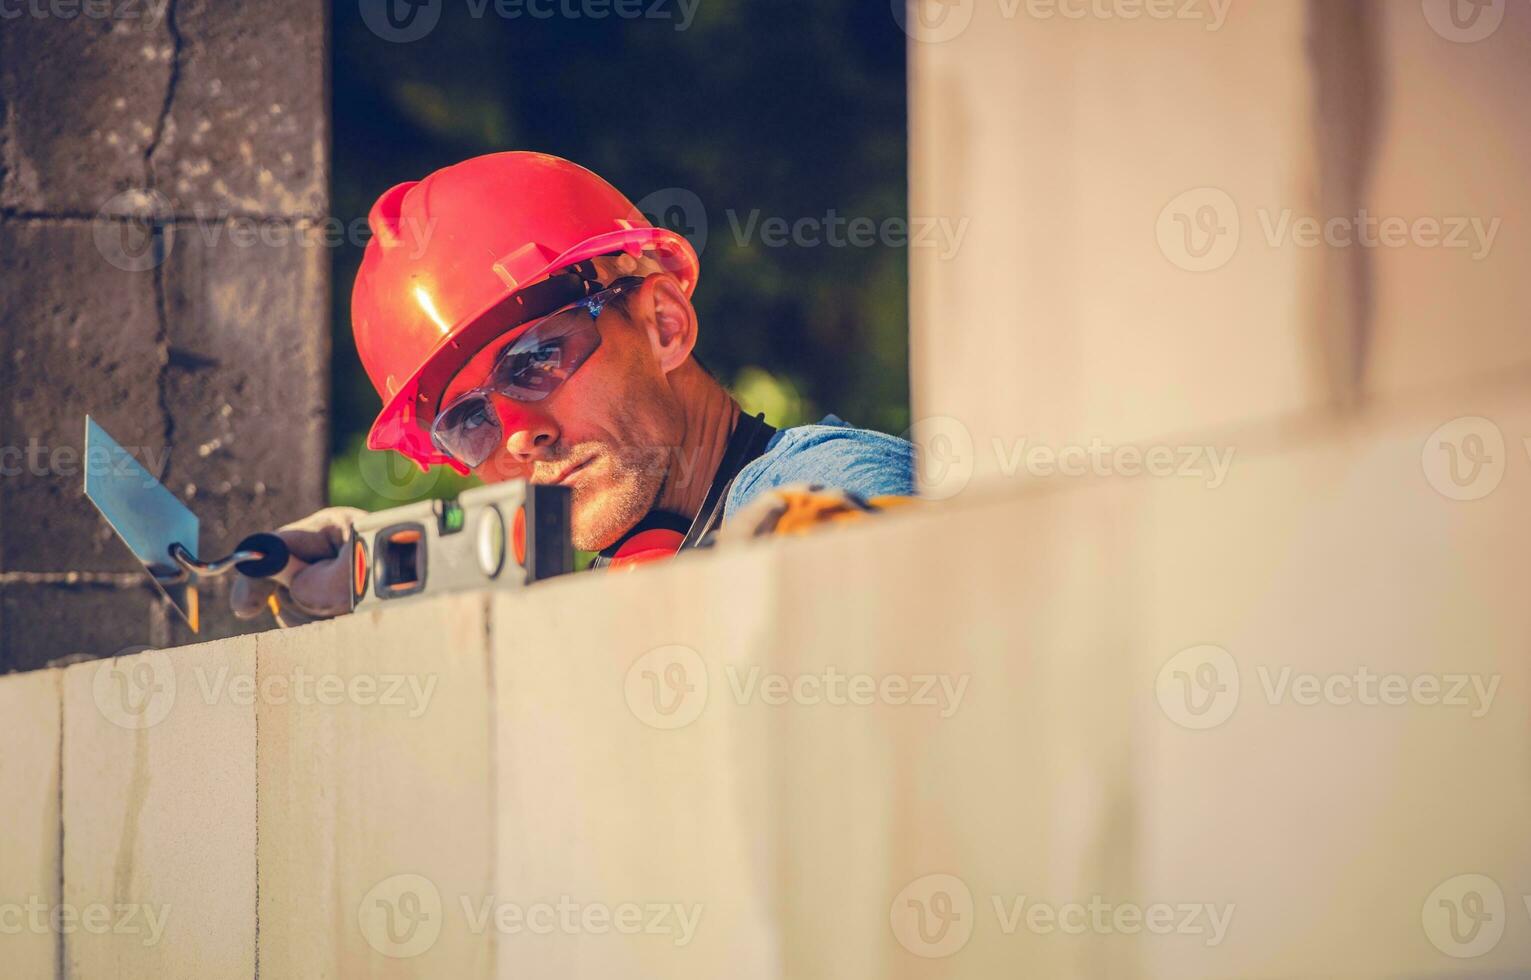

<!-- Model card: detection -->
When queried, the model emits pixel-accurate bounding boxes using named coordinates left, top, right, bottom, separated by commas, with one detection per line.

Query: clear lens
left=431, top=394, right=502, bottom=467
left=427, top=286, right=611, bottom=467
left=489, top=306, right=603, bottom=401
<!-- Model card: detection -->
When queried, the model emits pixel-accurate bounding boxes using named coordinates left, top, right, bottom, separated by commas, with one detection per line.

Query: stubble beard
left=567, top=402, right=683, bottom=552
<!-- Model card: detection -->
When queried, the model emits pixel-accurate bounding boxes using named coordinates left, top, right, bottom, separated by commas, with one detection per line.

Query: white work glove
left=229, top=506, right=367, bottom=626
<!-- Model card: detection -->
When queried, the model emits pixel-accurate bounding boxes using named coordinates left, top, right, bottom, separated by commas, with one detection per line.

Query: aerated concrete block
left=489, top=478, right=1140, bottom=978
left=0, top=668, right=63, bottom=979
left=61, top=636, right=256, bottom=978
left=910, top=0, right=1320, bottom=498
left=1132, top=388, right=1531, bottom=977
left=489, top=553, right=781, bottom=980
left=256, top=594, right=495, bottom=979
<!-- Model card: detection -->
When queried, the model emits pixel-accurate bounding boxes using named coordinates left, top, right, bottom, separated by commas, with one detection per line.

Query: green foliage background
left=329, top=0, right=909, bottom=512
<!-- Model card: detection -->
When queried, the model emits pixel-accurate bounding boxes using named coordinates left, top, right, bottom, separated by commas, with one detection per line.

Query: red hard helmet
left=352, top=152, right=699, bottom=472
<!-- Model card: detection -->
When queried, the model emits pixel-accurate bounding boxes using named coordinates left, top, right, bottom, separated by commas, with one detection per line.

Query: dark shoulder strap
left=591, top=412, right=776, bottom=569
left=679, top=411, right=777, bottom=551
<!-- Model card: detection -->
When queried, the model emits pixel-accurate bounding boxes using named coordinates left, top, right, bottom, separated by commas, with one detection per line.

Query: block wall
left=0, top=0, right=329, bottom=671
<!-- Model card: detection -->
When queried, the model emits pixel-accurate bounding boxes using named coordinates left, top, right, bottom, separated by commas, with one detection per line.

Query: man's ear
left=634, top=274, right=697, bottom=374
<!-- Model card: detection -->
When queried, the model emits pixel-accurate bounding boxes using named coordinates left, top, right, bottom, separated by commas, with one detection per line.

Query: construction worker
left=232, top=152, right=915, bottom=622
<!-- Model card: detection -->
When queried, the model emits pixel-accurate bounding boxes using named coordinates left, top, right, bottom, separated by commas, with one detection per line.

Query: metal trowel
left=82, top=416, right=290, bottom=632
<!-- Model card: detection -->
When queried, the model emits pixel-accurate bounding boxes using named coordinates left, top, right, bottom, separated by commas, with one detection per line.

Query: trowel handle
left=231, top=533, right=322, bottom=628
left=232, top=533, right=289, bottom=578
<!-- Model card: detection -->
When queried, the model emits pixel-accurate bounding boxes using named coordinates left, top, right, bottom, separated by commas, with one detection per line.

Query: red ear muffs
left=598, top=511, right=690, bottom=570
left=605, top=527, right=685, bottom=569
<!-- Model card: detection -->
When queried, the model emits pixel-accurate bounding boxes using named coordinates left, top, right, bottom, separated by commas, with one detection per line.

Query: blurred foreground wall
left=1, top=472, right=1529, bottom=977
left=0, top=0, right=329, bottom=671
left=908, top=0, right=1530, bottom=492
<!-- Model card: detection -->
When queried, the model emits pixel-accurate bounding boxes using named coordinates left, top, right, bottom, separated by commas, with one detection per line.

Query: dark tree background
left=330, top=0, right=909, bottom=508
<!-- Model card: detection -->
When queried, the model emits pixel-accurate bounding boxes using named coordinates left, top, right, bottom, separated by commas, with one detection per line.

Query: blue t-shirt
left=724, top=415, right=916, bottom=518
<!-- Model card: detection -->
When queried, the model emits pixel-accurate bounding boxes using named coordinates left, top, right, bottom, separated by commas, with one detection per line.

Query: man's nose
left=493, top=396, right=558, bottom=464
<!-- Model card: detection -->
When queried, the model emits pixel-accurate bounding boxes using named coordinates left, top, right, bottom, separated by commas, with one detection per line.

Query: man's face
left=438, top=281, right=686, bottom=551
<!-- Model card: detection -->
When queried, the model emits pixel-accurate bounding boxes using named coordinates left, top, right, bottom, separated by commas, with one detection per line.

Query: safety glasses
left=429, top=278, right=640, bottom=467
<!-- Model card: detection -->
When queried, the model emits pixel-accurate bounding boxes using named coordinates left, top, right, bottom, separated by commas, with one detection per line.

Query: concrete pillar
left=0, top=0, right=329, bottom=672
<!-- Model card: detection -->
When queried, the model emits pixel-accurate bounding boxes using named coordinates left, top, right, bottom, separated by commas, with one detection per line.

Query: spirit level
left=83, top=416, right=573, bottom=631
left=348, top=480, right=572, bottom=613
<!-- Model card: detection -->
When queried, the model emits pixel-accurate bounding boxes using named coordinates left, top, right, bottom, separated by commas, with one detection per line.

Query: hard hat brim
left=364, top=227, right=700, bottom=473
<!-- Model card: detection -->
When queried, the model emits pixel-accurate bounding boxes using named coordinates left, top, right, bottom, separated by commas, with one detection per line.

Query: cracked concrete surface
left=0, top=0, right=328, bottom=671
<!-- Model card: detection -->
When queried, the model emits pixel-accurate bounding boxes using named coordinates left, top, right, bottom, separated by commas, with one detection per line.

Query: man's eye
left=455, top=404, right=492, bottom=431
